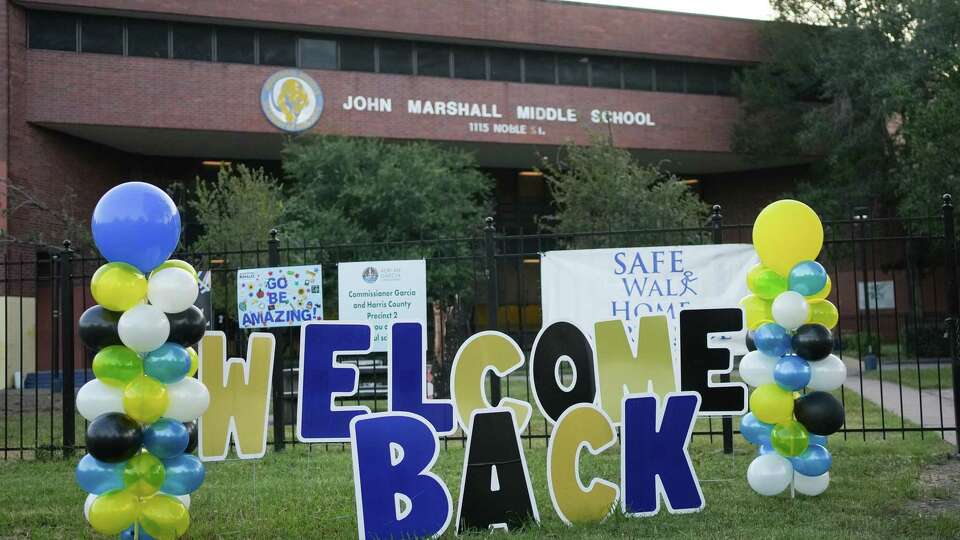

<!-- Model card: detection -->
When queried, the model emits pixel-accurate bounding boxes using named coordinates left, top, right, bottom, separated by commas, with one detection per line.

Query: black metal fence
left=2, top=197, right=959, bottom=459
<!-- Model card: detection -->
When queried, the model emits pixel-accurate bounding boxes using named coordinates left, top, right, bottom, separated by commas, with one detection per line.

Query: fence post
left=484, top=217, right=502, bottom=405
left=60, top=240, right=76, bottom=458
left=710, top=206, right=734, bottom=454
left=268, top=229, right=285, bottom=452
left=941, top=194, right=960, bottom=453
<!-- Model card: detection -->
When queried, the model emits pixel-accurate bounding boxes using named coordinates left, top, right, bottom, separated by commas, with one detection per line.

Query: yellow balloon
left=739, top=294, right=774, bottom=330
left=186, top=347, right=199, bottom=378
left=809, top=275, right=832, bottom=300
left=140, top=494, right=190, bottom=540
left=91, top=263, right=148, bottom=312
left=749, top=384, right=795, bottom=425
left=123, top=375, right=169, bottom=424
left=752, top=200, right=824, bottom=276
left=746, top=264, right=787, bottom=300
left=152, top=259, right=198, bottom=283
left=808, top=299, right=839, bottom=329
left=88, top=488, right=138, bottom=535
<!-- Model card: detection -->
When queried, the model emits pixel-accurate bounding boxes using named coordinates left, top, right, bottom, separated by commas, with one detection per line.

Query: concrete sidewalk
left=841, top=360, right=956, bottom=445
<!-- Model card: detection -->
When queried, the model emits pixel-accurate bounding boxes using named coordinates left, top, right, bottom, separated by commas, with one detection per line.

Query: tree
left=538, top=135, right=708, bottom=241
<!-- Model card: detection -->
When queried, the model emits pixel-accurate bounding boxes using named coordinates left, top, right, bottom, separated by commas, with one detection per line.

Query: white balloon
left=808, top=354, right=847, bottom=391
left=772, top=291, right=810, bottom=330
left=794, top=471, right=830, bottom=496
left=148, top=268, right=199, bottom=313
left=118, top=303, right=170, bottom=353
left=165, top=378, right=210, bottom=421
left=739, top=351, right=778, bottom=387
left=83, top=493, right=97, bottom=523
left=76, top=379, right=124, bottom=421
left=747, top=453, right=793, bottom=496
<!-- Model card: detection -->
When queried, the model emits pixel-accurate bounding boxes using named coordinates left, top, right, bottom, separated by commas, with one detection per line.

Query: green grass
left=861, top=365, right=954, bottom=391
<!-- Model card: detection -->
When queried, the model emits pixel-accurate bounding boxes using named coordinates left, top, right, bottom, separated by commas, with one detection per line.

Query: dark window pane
left=340, top=37, right=375, bottom=71
left=591, top=57, right=621, bottom=88
left=80, top=15, right=122, bottom=55
left=715, top=66, right=736, bottom=95
left=524, top=51, right=555, bottom=84
left=489, top=49, right=521, bottom=82
left=216, top=27, right=255, bottom=64
left=172, top=23, right=212, bottom=61
left=557, top=54, right=588, bottom=86
left=453, top=47, right=485, bottom=80
left=379, top=40, right=412, bottom=75
left=127, top=19, right=169, bottom=59
left=259, top=30, right=296, bottom=66
left=28, top=11, right=76, bottom=51
left=623, top=60, right=653, bottom=90
left=655, top=61, right=684, bottom=92
left=416, top=43, right=450, bottom=77
left=300, top=38, right=336, bottom=69
left=686, top=63, right=715, bottom=94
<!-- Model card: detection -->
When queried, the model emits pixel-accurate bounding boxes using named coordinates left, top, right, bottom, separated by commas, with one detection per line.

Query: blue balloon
left=143, top=343, right=191, bottom=384
left=144, top=418, right=190, bottom=459
left=121, top=525, right=157, bottom=540
left=740, top=412, right=774, bottom=445
left=754, top=323, right=792, bottom=358
left=809, top=433, right=829, bottom=447
left=92, top=182, right=181, bottom=273
left=773, top=355, right=812, bottom=391
left=758, top=442, right=776, bottom=456
left=75, top=454, right=124, bottom=494
left=788, top=261, right=828, bottom=296
left=161, top=454, right=206, bottom=495
left=790, top=444, right=832, bottom=476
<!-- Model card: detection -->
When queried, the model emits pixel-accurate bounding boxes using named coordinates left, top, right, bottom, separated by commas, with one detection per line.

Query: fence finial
left=62, top=239, right=72, bottom=251
left=484, top=216, right=495, bottom=231
left=944, top=193, right=953, bottom=207
left=269, top=228, right=279, bottom=241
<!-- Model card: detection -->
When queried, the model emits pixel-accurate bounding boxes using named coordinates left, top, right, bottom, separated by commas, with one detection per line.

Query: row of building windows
left=28, top=10, right=740, bottom=96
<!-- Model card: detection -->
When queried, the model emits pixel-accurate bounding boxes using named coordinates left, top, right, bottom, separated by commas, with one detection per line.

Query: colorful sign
left=337, top=260, right=427, bottom=351
left=236, top=265, right=323, bottom=328
left=260, top=70, right=324, bottom=132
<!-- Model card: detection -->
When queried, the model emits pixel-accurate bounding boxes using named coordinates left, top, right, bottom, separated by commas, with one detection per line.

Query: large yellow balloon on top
left=752, top=200, right=824, bottom=276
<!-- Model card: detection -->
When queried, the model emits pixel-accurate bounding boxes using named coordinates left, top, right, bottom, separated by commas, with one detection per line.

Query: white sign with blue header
left=237, top=265, right=323, bottom=328
left=338, top=260, right=428, bottom=351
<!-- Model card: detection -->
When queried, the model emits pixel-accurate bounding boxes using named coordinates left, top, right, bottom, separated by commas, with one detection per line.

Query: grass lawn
left=861, top=364, right=954, bottom=391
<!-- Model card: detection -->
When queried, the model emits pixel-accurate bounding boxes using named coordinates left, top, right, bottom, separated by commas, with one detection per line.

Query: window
left=300, top=38, right=337, bottom=69
left=590, top=57, right=621, bottom=88
left=216, top=27, right=255, bottom=64
left=416, top=43, right=450, bottom=77
left=28, top=11, right=76, bottom=51
left=623, top=60, right=653, bottom=90
left=557, top=54, right=588, bottom=86
left=453, top=47, right=485, bottom=80
left=259, top=30, right=296, bottom=66
left=489, top=49, right=521, bottom=82
left=655, top=61, right=684, bottom=92
left=524, top=51, right=555, bottom=84
left=686, top=63, right=715, bottom=94
left=172, top=24, right=212, bottom=61
left=127, top=19, right=169, bottom=58
left=715, top=66, right=736, bottom=96
left=340, top=37, right=375, bottom=72
left=378, top=40, right=413, bottom=75
left=80, top=16, right=122, bottom=55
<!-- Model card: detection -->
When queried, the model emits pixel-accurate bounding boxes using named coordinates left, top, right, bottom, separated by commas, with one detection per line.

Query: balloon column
left=75, top=182, right=210, bottom=539
left=738, top=200, right=847, bottom=497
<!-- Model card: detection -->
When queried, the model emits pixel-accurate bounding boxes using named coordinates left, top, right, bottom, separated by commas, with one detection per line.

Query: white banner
left=237, top=265, right=323, bottom=329
left=541, top=244, right=758, bottom=349
left=338, top=260, right=428, bottom=352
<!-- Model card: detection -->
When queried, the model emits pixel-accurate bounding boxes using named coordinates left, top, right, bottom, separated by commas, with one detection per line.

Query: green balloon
left=123, top=452, right=166, bottom=497
left=771, top=420, right=809, bottom=457
left=93, top=345, right=144, bottom=387
left=747, top=264, right=788, bottom=300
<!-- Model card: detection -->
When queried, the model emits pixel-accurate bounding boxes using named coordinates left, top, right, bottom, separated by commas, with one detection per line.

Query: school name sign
left=196, top=309, right=747, bottom=538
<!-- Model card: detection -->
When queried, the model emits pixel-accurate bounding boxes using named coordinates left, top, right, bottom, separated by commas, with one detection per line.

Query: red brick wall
left=22, top=0, right=764, bottom=63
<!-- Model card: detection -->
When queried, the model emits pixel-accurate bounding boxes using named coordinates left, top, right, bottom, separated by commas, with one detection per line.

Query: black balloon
left=167, top=306, right=206, bottom=347
left=795, top=391, right=845, bottom=435
left=745, top=330, right=757, bottom=352
left=86, top=412, right=143, bottom=463
left=78, top=305, right=123, bottom=351
left=792, top=323, right=833, bottom=361
left=184, top=421, right=198, bottom=454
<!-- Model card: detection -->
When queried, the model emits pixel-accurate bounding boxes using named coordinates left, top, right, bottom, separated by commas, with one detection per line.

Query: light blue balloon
left=92, top=182, right=181, bottom=273
left=143, top=343, right=191, bottom=384
left=809, top=433, right=829, bottom=447
left=121, top=525, right=157, bottom=540
left=754, top=323, right=792, bottom=358
left=790, top=444, right=832, bottom=476
left=774, top=355, right=812, bottom=391
left=161, top=454, right=205, bottom=495
left=788, top=261, right=828, bottom=296
left=144, top=418, right=189, bottom=459
left=75, top=454, right=124, bottom=494
left=740, top=412, right=774, bottom=445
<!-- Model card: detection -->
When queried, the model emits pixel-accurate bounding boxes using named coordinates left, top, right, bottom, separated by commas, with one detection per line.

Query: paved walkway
left=841, top=359, right=956, bottom=445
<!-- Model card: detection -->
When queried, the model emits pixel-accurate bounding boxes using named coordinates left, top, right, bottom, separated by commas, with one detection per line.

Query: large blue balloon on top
left=92, top=182, right=180, bottom=273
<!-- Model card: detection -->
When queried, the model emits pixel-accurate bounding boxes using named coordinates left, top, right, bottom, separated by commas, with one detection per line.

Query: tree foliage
left=189, top=164, right=284, bottom=253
